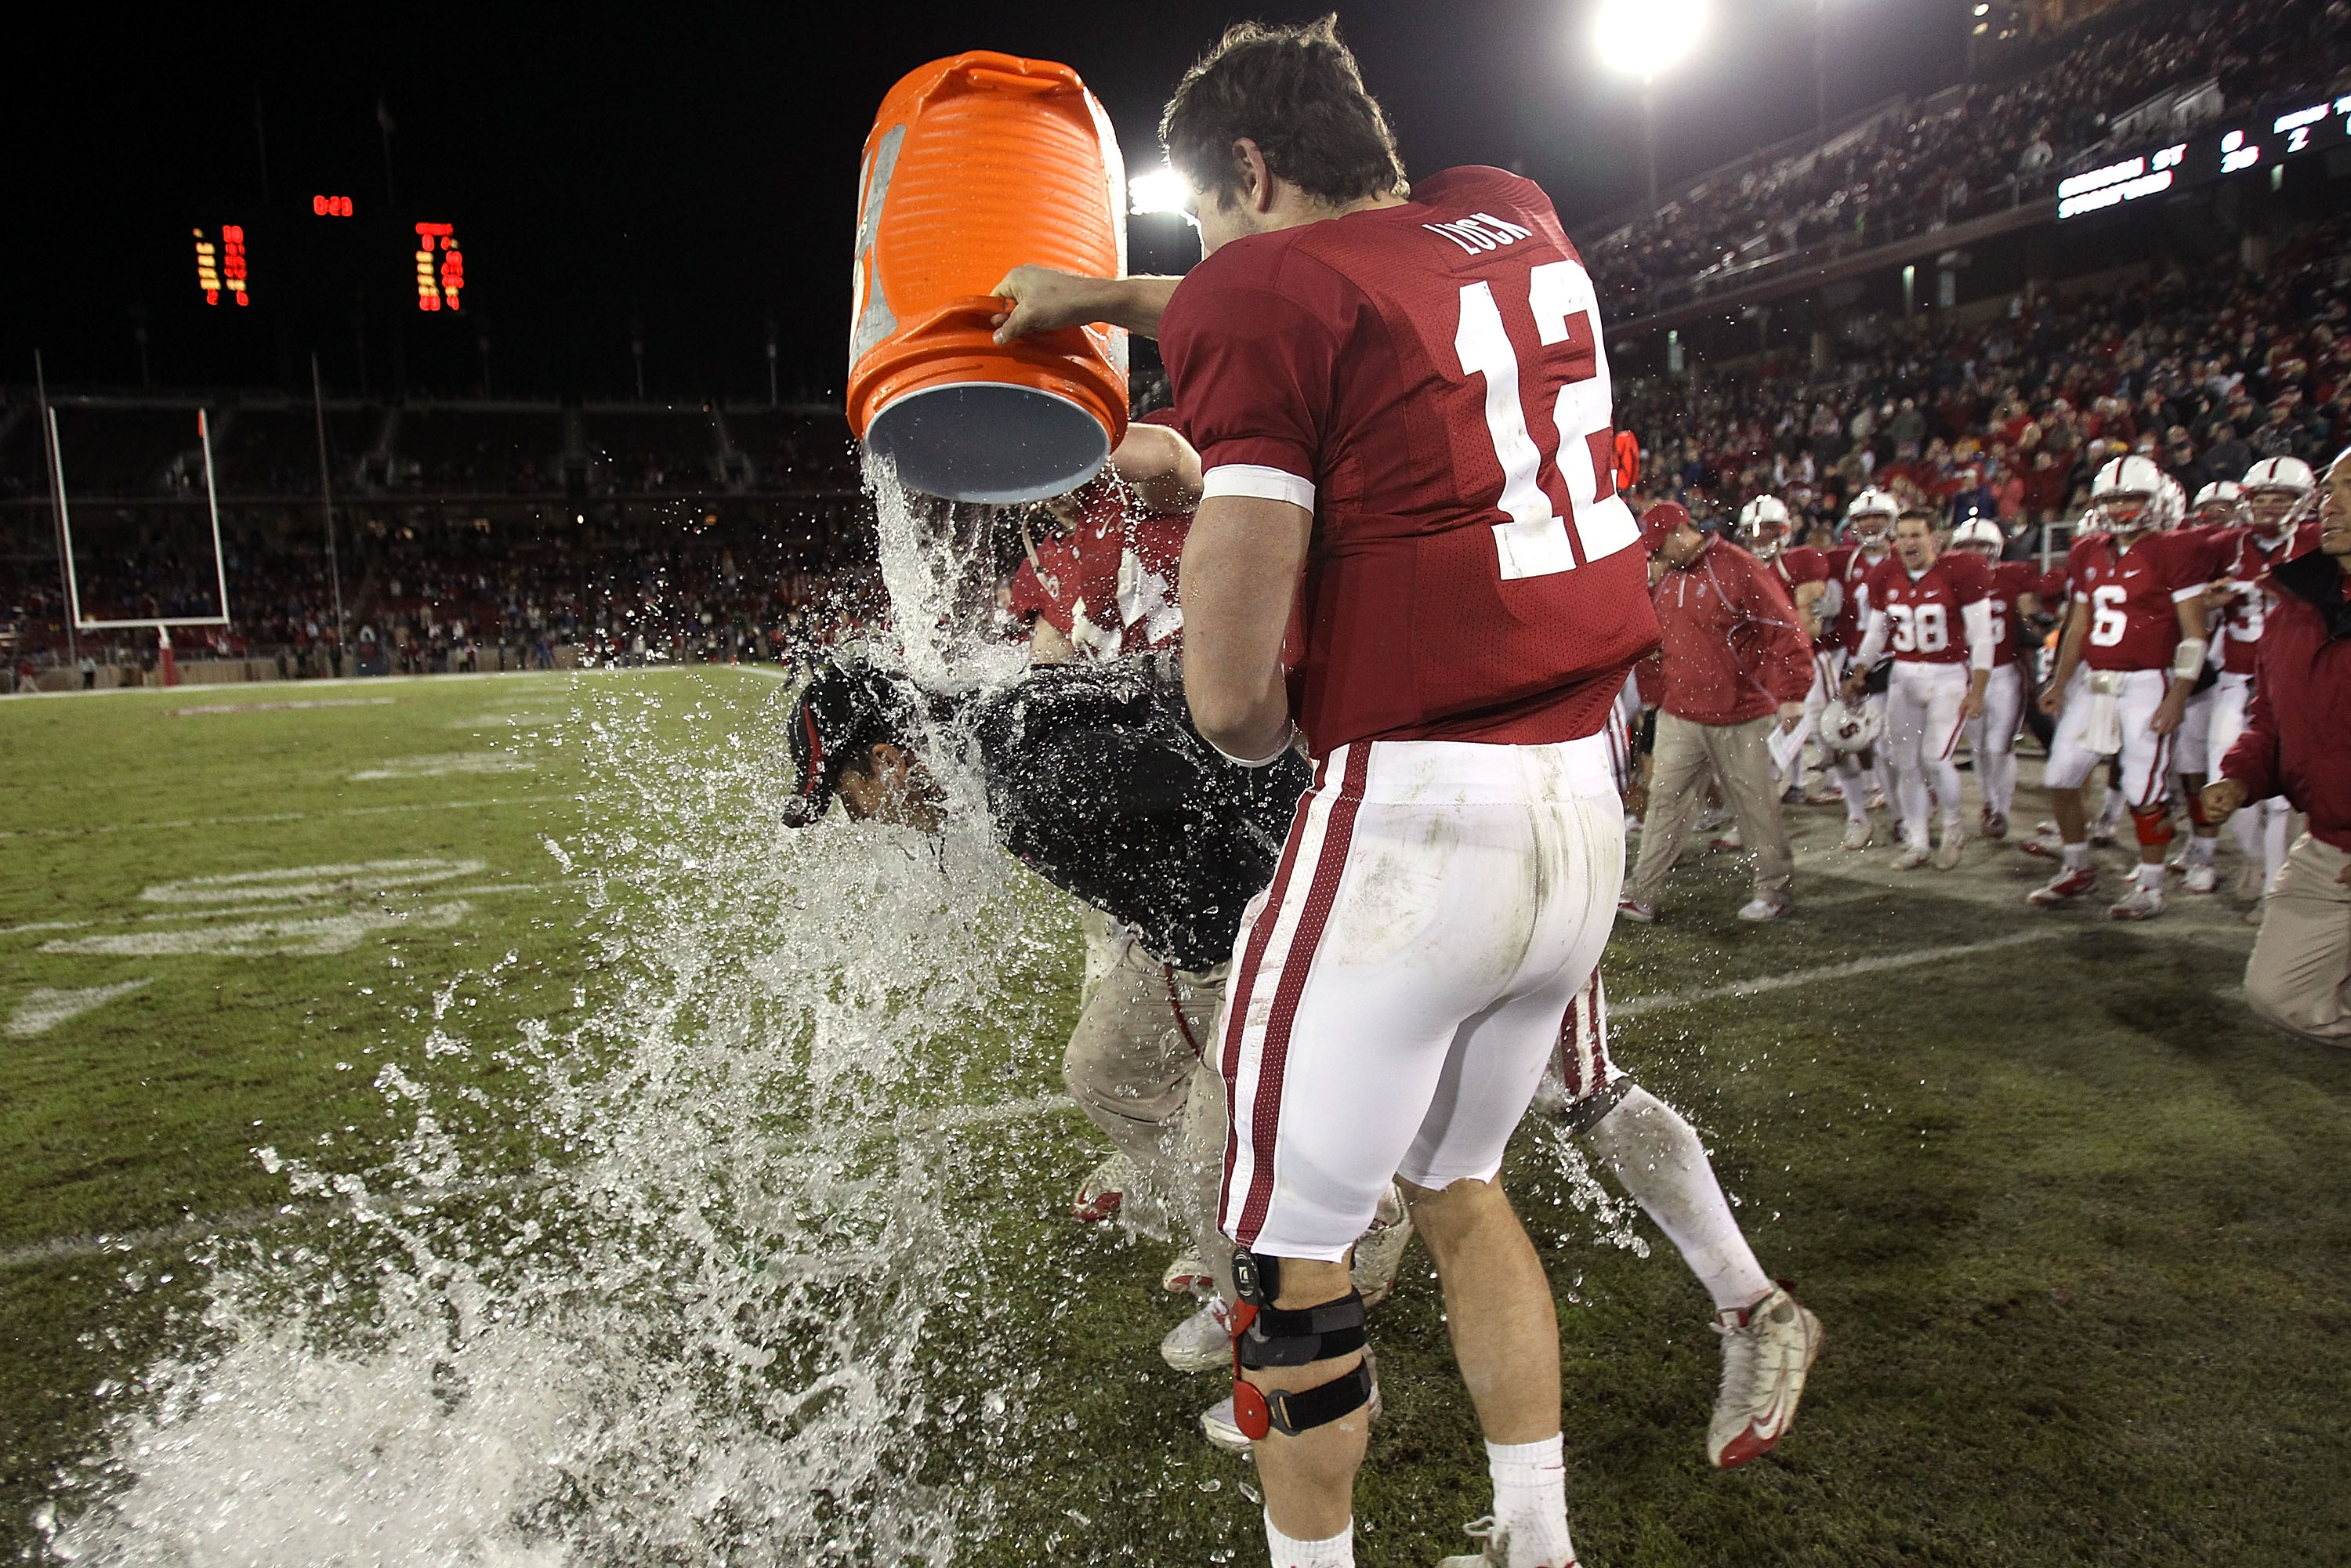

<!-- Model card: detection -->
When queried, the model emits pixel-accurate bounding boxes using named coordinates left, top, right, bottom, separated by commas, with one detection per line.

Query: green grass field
left=2, top=670, right=2347, bottom=1566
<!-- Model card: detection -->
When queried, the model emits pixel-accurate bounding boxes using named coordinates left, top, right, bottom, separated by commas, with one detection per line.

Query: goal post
left=49, top=406, right=235, bottom=685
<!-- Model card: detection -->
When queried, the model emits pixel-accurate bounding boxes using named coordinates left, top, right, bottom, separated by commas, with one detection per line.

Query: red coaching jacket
left=2219, top=545, right=2351, bottom=853
left=1652, top=536, right=1816, bottom=726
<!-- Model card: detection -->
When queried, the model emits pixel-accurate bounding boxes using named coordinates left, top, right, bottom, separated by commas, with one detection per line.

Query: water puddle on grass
left=39, top=483, right=1080, bottom=1565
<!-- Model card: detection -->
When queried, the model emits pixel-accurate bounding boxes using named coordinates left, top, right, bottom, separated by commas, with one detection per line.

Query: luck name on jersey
left=1158, top=165, right=1659, bottom=755
left=1863, top=550, right=1992, bottom=664
left=2063, top=529, right=2221, bottom=672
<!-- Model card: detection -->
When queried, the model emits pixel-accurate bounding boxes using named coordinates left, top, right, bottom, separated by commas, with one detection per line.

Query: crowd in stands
left=1584, top=0, right=2350, bottom=317
left=1619, top=210, right=2351, bottom=554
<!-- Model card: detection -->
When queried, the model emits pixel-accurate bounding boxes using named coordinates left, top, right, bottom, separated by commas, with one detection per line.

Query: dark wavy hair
left=1159, top=15, right=1407, bottom=212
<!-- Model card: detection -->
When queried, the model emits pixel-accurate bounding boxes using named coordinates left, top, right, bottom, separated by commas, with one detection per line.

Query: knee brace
left=2131, top=802, right=2175, bottom=848
left=1556, top=1075, right=1636, bottom=1138
left=1228, top=1248, right=1374, bottom=1439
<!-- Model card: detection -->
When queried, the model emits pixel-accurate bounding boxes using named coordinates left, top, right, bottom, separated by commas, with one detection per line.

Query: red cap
left=1640, top=501, right=1690, bottom=551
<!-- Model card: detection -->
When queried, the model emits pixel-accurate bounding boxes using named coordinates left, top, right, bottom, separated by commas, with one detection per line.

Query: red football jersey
left=2065, top=529, right=2219, bottom=672
left=1983, top=559, right=2038, bottom=668
left=1158, top=165, right=1659, bottom=755
left=1003, top=476, right=1190, bottom=655
left=1824, top=542, right=1893, bottom=654
left=2215, top=527, right=2295, bottom=675
left=1863, top=550, right=1992, bottom=665
left=1775, top=546, right=1831, bottom=588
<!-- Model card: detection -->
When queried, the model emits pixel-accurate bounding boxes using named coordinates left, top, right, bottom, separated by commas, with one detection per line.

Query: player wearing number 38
left=990, top=18, right=1675, bottom=1568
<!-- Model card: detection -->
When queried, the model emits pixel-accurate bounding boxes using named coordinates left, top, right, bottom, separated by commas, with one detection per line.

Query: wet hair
left=1160, top=16, right=1407, bottom=212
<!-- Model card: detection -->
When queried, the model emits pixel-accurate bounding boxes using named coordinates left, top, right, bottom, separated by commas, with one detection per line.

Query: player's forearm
left=1110, top=422, right=1203, bottom=512
left=1093, top=277, right=1183, bottom=337
left=1180, top=495, right=1311, bottom=759
left=2048, top=605, right=2090, bottom=687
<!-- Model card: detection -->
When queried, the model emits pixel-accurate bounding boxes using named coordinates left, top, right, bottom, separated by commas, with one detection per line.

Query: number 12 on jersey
left=1454, top=258, right=1640, bottom=581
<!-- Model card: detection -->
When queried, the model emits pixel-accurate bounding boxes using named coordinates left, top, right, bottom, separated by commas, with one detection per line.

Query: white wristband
left=1209, top=722, right=1300, bottom=768
left=2172, top=637, right=2208, bottom=681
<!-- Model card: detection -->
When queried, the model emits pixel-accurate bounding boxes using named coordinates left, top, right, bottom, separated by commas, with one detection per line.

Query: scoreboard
left=187, top=199, right=465, bottom=313
left=2059, top=92, right=2351, bottom=219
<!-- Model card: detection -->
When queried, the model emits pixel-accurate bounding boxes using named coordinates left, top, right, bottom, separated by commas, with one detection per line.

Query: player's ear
left=1231, top=137, right=1272, bottom=213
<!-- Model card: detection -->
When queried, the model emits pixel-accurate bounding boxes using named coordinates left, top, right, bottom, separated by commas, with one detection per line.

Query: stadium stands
left=1583, top=0, right=2349, bottom=320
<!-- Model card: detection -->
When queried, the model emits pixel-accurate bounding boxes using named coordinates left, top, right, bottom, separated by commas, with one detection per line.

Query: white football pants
left=1886, top=661, right=1971, bottom=849
left=1962, top=661, right=2026, bottom=821
left=2045, top=665, right=2173, bottom=809
left=2208, top=672, right=2291, bottom=891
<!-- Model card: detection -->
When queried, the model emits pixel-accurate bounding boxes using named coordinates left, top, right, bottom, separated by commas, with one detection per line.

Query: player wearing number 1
left=993, top=20, right=1667, bottom=1568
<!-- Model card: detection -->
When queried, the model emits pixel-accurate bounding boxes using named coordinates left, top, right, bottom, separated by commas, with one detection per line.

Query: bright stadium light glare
left=1127, top=166, right=1188, bottom=215
left=1595, top=0, right=1708, bottom=78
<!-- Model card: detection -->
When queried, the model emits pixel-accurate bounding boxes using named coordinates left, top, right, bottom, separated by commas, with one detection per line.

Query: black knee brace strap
left=1234, top=1293, right=1367, bottom=1368
left=1233, top=1353, right=1375, bottom=1440
left=1227, top=1247, right=1374, bottom=1439
left=1558, top=1075, right=1637, bottom=1137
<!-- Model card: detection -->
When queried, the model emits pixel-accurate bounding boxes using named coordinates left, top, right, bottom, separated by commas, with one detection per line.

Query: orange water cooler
left=847, top=53, right=1129, bottom=504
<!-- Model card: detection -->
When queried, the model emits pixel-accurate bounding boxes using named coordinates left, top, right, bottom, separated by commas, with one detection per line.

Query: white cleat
left=1161, top=1298, right=1235, bottom=1374
left=1352, top=1182, right=1414, bottom=1308
left=1070, top=1153, right=1133, bottom=1222
left=1933, top=826, right=1965, bottom=871
left=1737, top=896, right=1789, bottom=922
left=1894, top=842, right=1932, bottom=871
left=2183, top=861, right=2218, bottom=894
left=1201, top=1370, right=1382, bottom=1456
left=1865, top=789, right=1889, bottom=813
left=2108, top=882, right=2167, bottom=922
left=1708, top=1286, right=1824, bottom=1468
left=1437, top=1516, right=1579, bottom=1567
left=1839, top=820, right=1873, bottom=852
left=1161, top=1250, right=1214, bottom=1297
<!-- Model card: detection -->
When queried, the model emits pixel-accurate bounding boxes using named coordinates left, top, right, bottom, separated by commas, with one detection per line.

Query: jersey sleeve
left=1950, top=552, right=1994, bottom=603
left=2154, top=531, right=2215, bottom=601
left=1159, top=256, right=1343, bottom=511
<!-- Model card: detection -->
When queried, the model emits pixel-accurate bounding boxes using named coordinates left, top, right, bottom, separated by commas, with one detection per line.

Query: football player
left=2207, top=460, right=2316, bottom=914
left=1949, top=518, right=2041, bottom=837
left=1005, top=418, right=1201, bottom=664
left=1842, top=509, right=1995, bottom=867
left=1819, top=489, right=1900, bottom=849
left=2024, top=457, right=2219, bottom=918
left=1741, top=494, right=1833, bottom=801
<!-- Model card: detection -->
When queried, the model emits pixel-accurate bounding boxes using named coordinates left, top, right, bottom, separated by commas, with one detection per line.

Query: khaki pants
left=1063, top=914, right=1233, bottom=1291
left=1628, top=712, right=1794, bottom=907
left=2244, top=832, right=2351, bottom=1048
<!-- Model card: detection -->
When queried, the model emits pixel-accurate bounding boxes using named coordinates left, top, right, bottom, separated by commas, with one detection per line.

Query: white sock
left=1264, top=1512, right=1353, bottom=1568
left=2187, top=835, right=2216, bottom=866
left=1585, top=1086, right=1773, bottom=1310
left=2062, top=841, right=2090, bottom=870
left=2135, top=861, right=2166, bottom=889
left=1485, top=1436, right=1576, bottom=1568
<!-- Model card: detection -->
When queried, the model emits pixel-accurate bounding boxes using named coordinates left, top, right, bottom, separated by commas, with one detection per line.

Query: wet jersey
left=1984, top=559, right=2038, bottom=668
left=1774, top=546, right=1831, bottom=596
left=969, top=657, right=1310, bottom=972
left=2212, top=529, right=2295, bottom=675
left=1159, top=165, right=1659, bottom=755
left=1005, top=476, right=1189, bottom=657
left=1863, top=551, right=1993, bottom=665
left=2064, top=530, right=2219, bottom=672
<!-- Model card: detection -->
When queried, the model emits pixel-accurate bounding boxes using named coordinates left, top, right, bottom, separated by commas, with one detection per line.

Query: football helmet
left=2241, top=455, right=2317, bottom=535
left=2090, top=454, right=2179, bottom=535
left=1846, top=487, right=1898, bottom=542
left=1738, top=494, right=1793, bottom=556
left=1817, top=698, right=1883, bottom=755
left=1951, top=518, right=2003, bottom=554
left=2191, top=480, right=2249, bottom=529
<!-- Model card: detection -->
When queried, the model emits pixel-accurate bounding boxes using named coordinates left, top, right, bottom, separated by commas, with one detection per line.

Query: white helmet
left=2158, top=473, right=2188, bottom=531
left=1846, top=487, right=1898, bottom=541
left=2091, top=454, right=2179, bottom=534
left=2192, top=480, right=2248, bottom=527
left=1817, top=698, right=1883, bottom=755
left=2241, top=455, right=2317, bottom=499
left=1738, top=494, right=1793, bottom=555
left=1951, top=518, right=2003, bottom=553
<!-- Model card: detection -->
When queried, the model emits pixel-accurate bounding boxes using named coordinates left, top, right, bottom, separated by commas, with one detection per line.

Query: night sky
left=4, top=1, right=1969, bottom=401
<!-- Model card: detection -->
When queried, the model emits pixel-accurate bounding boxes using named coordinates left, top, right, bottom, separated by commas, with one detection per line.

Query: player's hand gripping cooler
left=846, top=53, right=1130, bottom=503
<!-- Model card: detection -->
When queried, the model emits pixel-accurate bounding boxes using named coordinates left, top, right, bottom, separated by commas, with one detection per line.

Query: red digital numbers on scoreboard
left=193, top=225, right=250, bottom=306
left=414, top=222, right=463, bottom=312
left=311, top=194, right=355, bottom=216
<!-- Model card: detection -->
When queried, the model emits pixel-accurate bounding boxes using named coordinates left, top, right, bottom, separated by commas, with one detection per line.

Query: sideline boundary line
left=1, top=932, right=2070, bottom=1272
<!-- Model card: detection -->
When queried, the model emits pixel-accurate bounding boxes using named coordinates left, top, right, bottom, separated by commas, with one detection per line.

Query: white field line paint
left=7, top=979, right=153, bottom=1037
left=140, top=859, right=489, bottom=905
left=350, top=752, right=537, bottom=781
left=172, top=697, right=397, bottom=715
left=41, top=901, right=470, bottom=958
left=1610, top=929, right=2064, bottom=1019
left=2, top=920, right=94, bottom=935
left=0, top=796, right=566, bottom=841
left=0, top=667, right=699, bottom=704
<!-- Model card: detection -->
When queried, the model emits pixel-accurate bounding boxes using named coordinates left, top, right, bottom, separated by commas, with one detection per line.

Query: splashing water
left=864, top=454, right=1027, bottom=693
left=1541, top=1121, right=1652, bottom=1260
left=42, top=491, right=1084, bottom=1564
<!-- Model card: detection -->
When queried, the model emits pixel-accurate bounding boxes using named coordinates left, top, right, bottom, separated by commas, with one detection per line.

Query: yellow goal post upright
left=48, top=404, right=234, bottom=687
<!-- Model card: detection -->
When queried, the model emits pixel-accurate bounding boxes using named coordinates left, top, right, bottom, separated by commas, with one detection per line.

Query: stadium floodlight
left=1127, top=165, right=1188, bottom=216
left=1595, top=0, right=1706, bottom=80
left=1594, top=0, right=1709, bottom=214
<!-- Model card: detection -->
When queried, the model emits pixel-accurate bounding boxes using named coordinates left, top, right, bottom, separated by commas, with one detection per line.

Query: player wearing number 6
left=2023, top=455, right=2222, bottom=920
left=1842, top=509, right=1996, bottom=870
left=992, top=19, right=1665, bottom=1568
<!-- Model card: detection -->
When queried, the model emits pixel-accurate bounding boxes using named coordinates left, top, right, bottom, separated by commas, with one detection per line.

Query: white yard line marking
left=1, top=920, right=94, bottom=935
left=0, top=796, right=567, bottom=841
left=1610, top=929, right=2063, bottom=1018
left=172, top=698, right=397, bottom=715
left=7, top=979, right=153, bottom=1037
